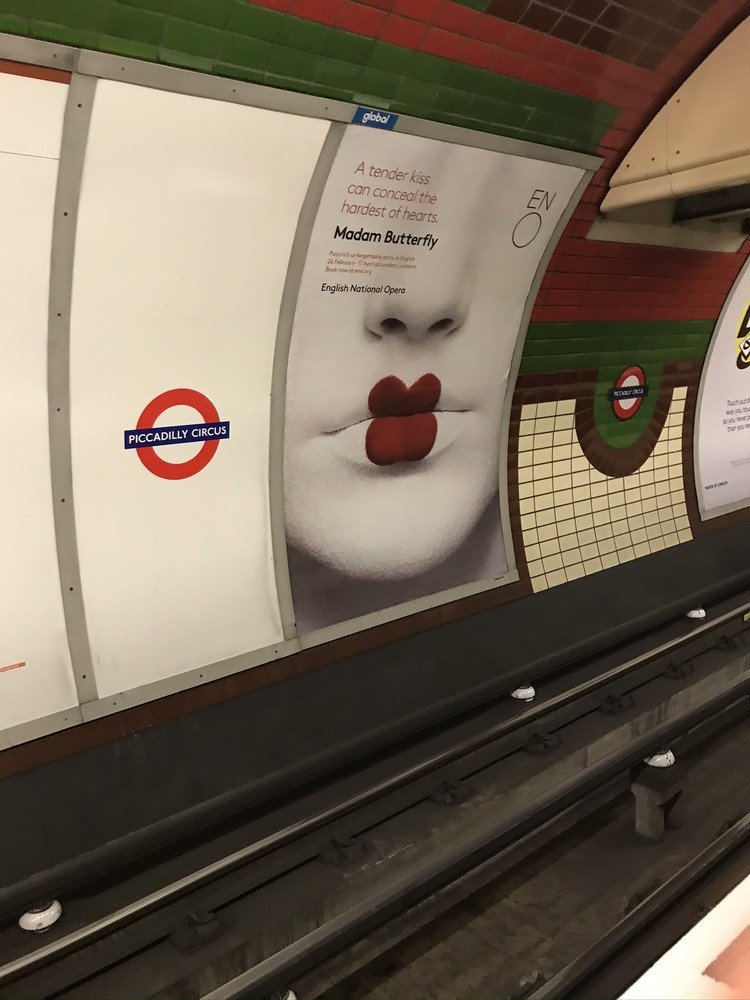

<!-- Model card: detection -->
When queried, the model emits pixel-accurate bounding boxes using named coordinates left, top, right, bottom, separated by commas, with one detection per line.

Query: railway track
left=1, top=588, right=749, bottom=999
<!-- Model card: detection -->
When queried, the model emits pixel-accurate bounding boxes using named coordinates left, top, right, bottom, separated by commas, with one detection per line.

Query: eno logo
left=352, top=106, right=399, bottom=130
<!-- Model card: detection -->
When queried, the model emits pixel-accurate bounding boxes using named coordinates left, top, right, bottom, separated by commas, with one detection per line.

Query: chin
left=286, top=472, right=496, bottom=582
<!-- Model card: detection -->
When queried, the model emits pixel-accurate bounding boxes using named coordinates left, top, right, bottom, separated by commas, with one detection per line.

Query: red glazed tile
left=393, top=0, right=443, bottom=23
left=420, top=25, right=463, bottom=58
left=337, top=0, right=387, bottom=35
left=379, top=12, right=425, bottom=47
left=289, top=0, right=342, bottom=22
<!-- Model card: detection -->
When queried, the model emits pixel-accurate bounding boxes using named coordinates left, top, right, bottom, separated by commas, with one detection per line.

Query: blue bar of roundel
left=123, top=421, right=230, bottom=449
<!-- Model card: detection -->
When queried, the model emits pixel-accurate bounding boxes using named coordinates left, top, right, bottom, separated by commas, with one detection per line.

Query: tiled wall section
left=519, top=389, right=690, bottom=592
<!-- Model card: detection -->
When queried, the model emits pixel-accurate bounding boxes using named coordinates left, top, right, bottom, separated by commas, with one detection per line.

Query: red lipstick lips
left=366, top=374, right=441, bottom=466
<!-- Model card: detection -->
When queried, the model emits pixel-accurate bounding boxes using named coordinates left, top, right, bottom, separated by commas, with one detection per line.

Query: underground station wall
left=2, top=0, right=750, bottom=875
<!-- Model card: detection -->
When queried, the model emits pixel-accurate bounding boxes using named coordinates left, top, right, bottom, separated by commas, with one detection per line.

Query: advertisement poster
left=0, top=72, right=78, bottom=734
left=284, top=126, right=583, bottom=631
left=696, top=256, right=750, bottom=518
left=70, top=82, right=327, bottom=696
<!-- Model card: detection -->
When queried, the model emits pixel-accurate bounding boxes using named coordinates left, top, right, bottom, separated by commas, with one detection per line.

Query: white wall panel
left=70, top=81, right=327, bottom=697
left=0, top=74, right=77, bottom=730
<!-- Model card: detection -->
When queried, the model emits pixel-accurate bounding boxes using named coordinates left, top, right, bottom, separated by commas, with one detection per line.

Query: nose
left=364, top=291, right=469, bottom=343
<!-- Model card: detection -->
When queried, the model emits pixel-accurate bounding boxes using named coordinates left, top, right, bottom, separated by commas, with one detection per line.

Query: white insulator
left=511, top=684, right=536, bottom=702
left=18, top=900, right=62, bottom=933
left=643, top=749, right=675, bottom=768
left=686, top=607, right=706, bottom=620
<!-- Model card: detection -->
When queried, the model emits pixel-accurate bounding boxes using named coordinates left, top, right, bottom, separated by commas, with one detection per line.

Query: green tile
left=116, top=0, right=172, bottom=11
left=355, top=66, right=402, bottom=100
left=433, top=87, right=468, bottom=115
left=33, top=0, right=105, bottom=30
left=323, top=29, right=374, bottom=65
left=2, top=0, right=37, bottom=15
left=159, top=47, right=213, bottom=70
left=33, top=20, right=97, bottom=44
left=214, top=60, right=265, bottom=84
left=278, top=15, right=332, bottom=55
left=170, top=0, right=232, bottom=28
left=226, top=0, right=281, bottom=41
left=161, top=16, right=220, bottom=56
left=98, top=32, right=159, bottom=58
left=217, top=32, right=271, bottom=70
left=395, top=77, right=439, bottom=107
left=314, top=55, right=360, bottom=91
left=367, top=41, right=414, bottom=76
left=267, top=44, right=320, bottom=82
left=0, top=12, right=29, bottom=33
left=410, top=50, right=455, bottom=86
left=101, top=0, right=165, bottom=43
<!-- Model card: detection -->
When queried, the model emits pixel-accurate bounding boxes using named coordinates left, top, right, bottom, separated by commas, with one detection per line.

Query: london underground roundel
left=609, top=365, right=648, bottom=421
left=123, top=388, right=230, bottom=480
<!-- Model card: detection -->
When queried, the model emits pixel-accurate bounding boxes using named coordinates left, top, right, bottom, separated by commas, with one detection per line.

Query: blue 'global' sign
left=352, top=106, right=398, bottom=130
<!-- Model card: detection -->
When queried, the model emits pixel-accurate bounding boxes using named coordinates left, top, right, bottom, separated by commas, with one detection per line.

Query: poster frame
left=694, top=255, right=750, bottom=520
left=0, top=31, right=598, bottom=745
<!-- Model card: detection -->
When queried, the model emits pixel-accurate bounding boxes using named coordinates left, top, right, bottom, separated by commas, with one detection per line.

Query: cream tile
left=662, top=532, right=679, bottom=548
left=584, top=557, right=603, bottom=574
left=572, top=455, right=591, bottom=473
left=559, top=533, right=579, bottom=552
left=578, top=528, right=596, bottom=545
left=524, top=528, right=539, bottom=545
left=536, top=508, right=555, bottom=526
left=565, top=563, right=586, bottom=581
left=535, top=477, right=555, bottom=496
left=558, top=518, right=577, bottom=537
left=591, top=480, right=608, bottom=498
left=572, top=470, right=591, bottom=488
left=675, top=515, right=691, bottom=532
left=607, top=477, right=625, bottom=492
left=643, top=509, right=660, bottom=527
left=539, top=538, right=561, bottom=557
left=562, top=547, right=582, bottom=567
left=518, top=451, right=533, bottom=469
left=556, top=503, right=574, bottom=521
left=612, top=520, right=630, bottom=537
left=521, top=513, right=536, bottom=531
left=593, top=510, right=612, bottom=526
left=649, top=536, right=666, bottom=552
left=519, top=467, right=534, bottom=484
left=595, top=523, right=614, bottom=539
left=630, top=527, right=647, bottom=544
left=574, top=499, right=593, bottom=516
left=642, top=496, right=657, bottom=512
left=519, top=435, right=534, bottom=452
left=532, top=575, right=548, bottom=592
left=598, top=537, right=616, bottom=555
left=533, top=462, right=553, bottom=481
left=555, top=489, right=573, bottom=506
left=527, top=558, right=545, bottom=577
left=658, top=506, right=675, bottom=522
left=556, top=398, right=576, bottom=415
left=553, top=433, right=572, bottom=450
left=535, top=432, right=553, bottom=450
left=536, top=400, right=557, bottom=418
left=535, top=416, right=555, bottom=433
left=537, top=523, right=558, bottom=542
left=520, top=498, right=535, bottom=515
left=580, top=542, right=599, bottom=561
left=544, top=552, right=564, bottom=572
left=618, top=546, right=636, bottom=562
left=601, top=551, right=619, bottom=569
left=592, top=495, right=609, bottom=512
left=634, top=542, right=651, bottom=558
left=521, top=403, right=537, bottom=419
left=610, top=505, right=628, bottom=522
left=678, top=528, right=693, bottom=543
left=546, top=568, right=567, bottom=588
left=645, top=521, right=663, bottom=539
left=628, top=513, right=645, bottom=529
left=535, top=493, right=555, bottom=512
left=576, top=513, right=594, bottom=530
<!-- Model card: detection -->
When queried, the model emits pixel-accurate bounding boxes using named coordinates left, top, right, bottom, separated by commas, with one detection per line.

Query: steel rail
left=0, top=598, right=747, bottom=988
left=200, top=688, right=750, bottom=1000
left=529, top=811, right=750, bottom=1000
